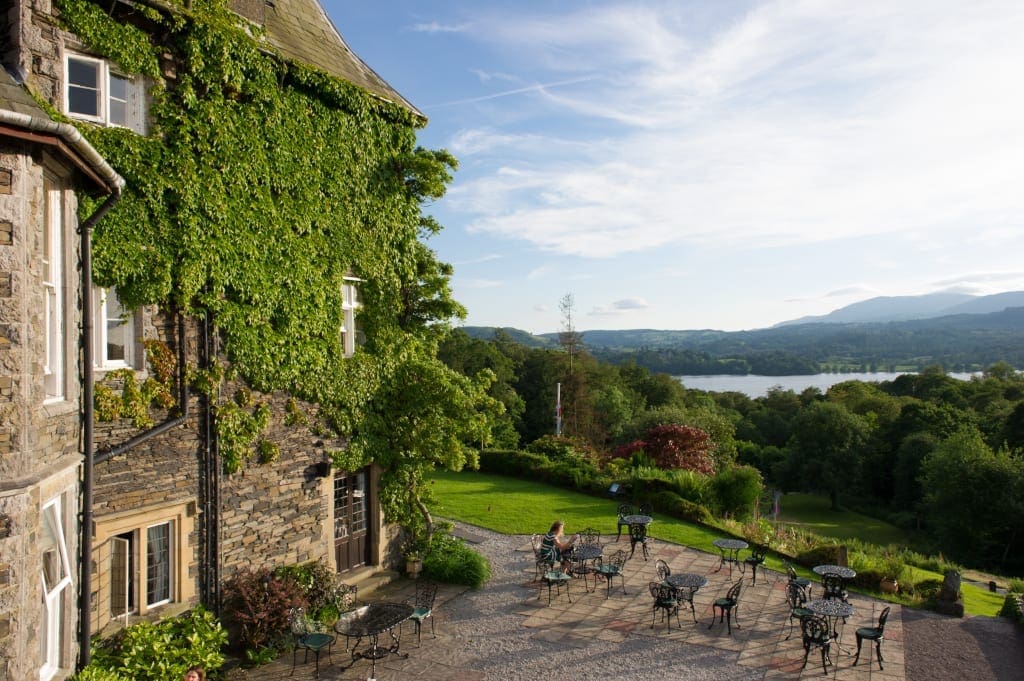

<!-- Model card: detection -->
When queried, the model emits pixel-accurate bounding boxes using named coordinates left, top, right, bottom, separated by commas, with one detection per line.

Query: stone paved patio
left=226, top=532, right=904, bottom=681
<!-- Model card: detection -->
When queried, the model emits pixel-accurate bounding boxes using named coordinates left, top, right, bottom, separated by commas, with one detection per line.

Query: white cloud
left=460, top=278, right=503, bottom=289
left=452, top=253, right=503, bottom=265
left=443, top=1, right=1024, bottom=259
left=589, top=297, right=653, bottom=315
left=409, top=21, right=469, bottom=33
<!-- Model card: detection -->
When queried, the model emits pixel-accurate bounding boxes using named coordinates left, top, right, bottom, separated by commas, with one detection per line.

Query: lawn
left=772, top=493, right=910, bottom=546
left=428, top=469, right=1004, bottom=617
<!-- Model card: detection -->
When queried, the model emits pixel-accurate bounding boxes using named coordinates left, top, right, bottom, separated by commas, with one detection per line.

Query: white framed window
left=93, top=287, right=136, bottom=370
left=145, top=521, right=173, bottom=607
left=340, top=276, right=364, bottom=358
left=65, top=54, right=146, bottom=133
left=40, top=497, right=73, bottom=681
left=43, top=176, right=65, bottom=402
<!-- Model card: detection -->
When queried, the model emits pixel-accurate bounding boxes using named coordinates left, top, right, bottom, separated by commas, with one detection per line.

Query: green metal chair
left=743, top=544, right=768, bottom=585
left=854, top=606, right=891, bottom=670
left=407, top=580, right=438, bottom=645
left=708, top=578, right=743, bottom=635
left=800, top=614, right=833, bottom=676
left=595, top=549, right=629, bottom=598
left=649, top=581, right=681, bottom=631
left=537, top=557, right=571, bottom=605
left=785, top=580, right=814, bottom=640
left=289, top=607, right=335, bottom=679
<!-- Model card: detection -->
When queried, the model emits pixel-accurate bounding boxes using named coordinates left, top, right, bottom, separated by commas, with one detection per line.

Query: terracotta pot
left=880, top=577, right=899, bottom=594
left=406, top=558, right=423, bottom=578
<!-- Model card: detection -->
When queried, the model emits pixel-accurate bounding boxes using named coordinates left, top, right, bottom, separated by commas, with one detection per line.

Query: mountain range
left=774, top=291, right=1024, bottom=326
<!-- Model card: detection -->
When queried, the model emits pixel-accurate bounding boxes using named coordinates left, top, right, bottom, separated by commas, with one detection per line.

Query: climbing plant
left=57, top=0, right=496, bottom=507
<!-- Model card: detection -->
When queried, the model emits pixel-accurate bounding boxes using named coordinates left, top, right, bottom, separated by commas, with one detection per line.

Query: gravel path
left=903, top=607, right=1024, bottom=680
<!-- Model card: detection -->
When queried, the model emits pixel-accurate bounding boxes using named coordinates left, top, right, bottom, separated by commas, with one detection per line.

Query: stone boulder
left=934, top=569, right=965, bottom=617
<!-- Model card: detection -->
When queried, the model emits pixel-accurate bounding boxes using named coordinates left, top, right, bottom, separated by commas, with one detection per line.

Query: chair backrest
left=801, top=614, right=830, bottom=645
left=414, top=580, right=438, bottom=609
left=638, top=502, right=653, bottom=516
left=877, top=606, right=891, bottom=632
left=629, top=522, right=647, bottom=543
left=579, top=527, right=601, bottom=547
left=531, top=533, right=543, bottom=555
left=617, top=503, right=633, bottom=519
left=726, top=578, right=743, bottom=603
left=289, top=607, right=311, bottom=635
left=537, top=556, right=556, bottom=574
left=607, top=549, right=628, bottom=570
left=822, top=572, right=844, bottom=599
left=655, top=559, right=671, bottom=582
left=648, top=581, right=673, bottom=602
left=786, top=561, right=798, bottom=581
left=786, top=580, right=807, bottom=609
left=749, top=544, right=767, bottom=562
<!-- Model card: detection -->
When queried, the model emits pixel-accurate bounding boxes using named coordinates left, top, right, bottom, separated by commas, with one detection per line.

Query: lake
left=676, top=372, right=979, bottom=398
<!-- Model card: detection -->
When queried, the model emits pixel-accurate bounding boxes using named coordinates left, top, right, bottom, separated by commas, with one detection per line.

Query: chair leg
left=801, top=643, right=811, bottom=670
left=820, top=646, right=829, bottom=675
left=854, top=634, right=863, bottom=664
left=876, top=639, right=884, bottom=669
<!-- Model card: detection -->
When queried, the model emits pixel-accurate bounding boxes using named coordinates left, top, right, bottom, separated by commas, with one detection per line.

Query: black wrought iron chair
left=786, top=561, right=812, bottom=596
left=530, top=533, right=545, bottom=581
left=675, top=583, right=700, bottom=623
left=648, top=582, right=681, bottom=631
left=595, top=549, right=628, bottom=598
left=537, top=557, right=572, bottom=605
left=616, top=503, right=634, bottom=540
left=800, top=614, right=833, bottom=676
left=655, top=558, right=671, bottom=583
left=821, top=572, right=849, bottom=603
left=853, top=606, right=891, bottom=670
left=579, top=527, right=601, bottom=546
left=743, top=544, right=767, bottom=585
left=289, top=607, right=335, bottom=679
left=785, top=580, right=814, bottom=640
left=638, top=502, right=653, bottom=516
left=407, top=580, right=438, bottom=645
left=629, top=522, right=650, bottom=561
left=708, top=578, right=743, bottom=635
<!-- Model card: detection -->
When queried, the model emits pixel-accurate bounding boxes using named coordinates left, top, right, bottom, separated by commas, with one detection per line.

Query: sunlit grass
left=773, top=493, right=909, bottom=546
left=428, top=469, right=1004, bottom=616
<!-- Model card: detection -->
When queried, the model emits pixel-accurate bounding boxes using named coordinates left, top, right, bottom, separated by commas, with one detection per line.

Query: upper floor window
left=93, top=287, right=137, bottom=370
left=65, top=54, right=146, bottom=133
left=340, top=277, right=364, bottom=358
left=43, top=176, right=66, bottom=402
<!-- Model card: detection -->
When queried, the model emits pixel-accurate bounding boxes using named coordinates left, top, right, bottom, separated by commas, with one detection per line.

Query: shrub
left=1009, top=578, right=1024, bottom=593
left=223, top=567, right=306, bottom=651
left=479, top=449, right=549, bottom=476
left=647, top=490, right=714, bottom=524
left=796, top=544, right=842, bottom=568
left=71, top=668, right=128, bottom=681
left=998, top=594, right=1024, bottom=623
left=708, top=465, right=763, bottom=519
left=423, top=533, right=491, bottom=588
left=667, top=468, right=710, bottom=505
left=87, top=607, right=226, bottom=681
left=526, top=435, right=593, bottom=463
left=275, top=559, right=357, bottom=624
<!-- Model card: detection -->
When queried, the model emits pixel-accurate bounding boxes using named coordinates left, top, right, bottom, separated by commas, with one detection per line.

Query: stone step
left=340, top=565, right=401, bottom=601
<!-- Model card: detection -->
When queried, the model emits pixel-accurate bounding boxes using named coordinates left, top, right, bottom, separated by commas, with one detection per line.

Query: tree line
left=439, top=328, right=1024, bottom=573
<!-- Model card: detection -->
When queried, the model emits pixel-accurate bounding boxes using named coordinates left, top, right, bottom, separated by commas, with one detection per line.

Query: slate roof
left=263, top=0, right=423, bottom=119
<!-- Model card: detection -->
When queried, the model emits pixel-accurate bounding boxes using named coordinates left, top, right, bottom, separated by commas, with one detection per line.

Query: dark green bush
left=913, top=578, right=943, bottom=604
left=708, top=465, right=763, bottom=519
left=86, top=607, right=226, bottom=681
left=423, top=533, right=491, bottom=588
left=526, top=435, right=594, bottom=463
left=647, top=490, right=714, bottom=525
left=796, top=544, right=842, bottom=568
left=998, top=594, right=1023, bottom=623
left=274, top=559, right=357, bottom=624
left=479, top=449, right=549, bottom=476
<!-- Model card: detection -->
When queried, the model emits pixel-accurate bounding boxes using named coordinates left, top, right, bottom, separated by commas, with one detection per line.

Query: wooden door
left=334, top=469, right=369, bottom=572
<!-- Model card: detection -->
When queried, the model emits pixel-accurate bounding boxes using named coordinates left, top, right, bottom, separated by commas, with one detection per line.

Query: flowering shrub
left=223, top=567, right=305, bottom=651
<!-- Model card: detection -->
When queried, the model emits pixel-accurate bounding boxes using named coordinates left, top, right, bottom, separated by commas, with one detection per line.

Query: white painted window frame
left=40, top=497, right=73, bottom=681
left=144, top=520, right=174, bottom=608
left=92, top=286, right=136, bottom=370
left=340, top=276, right=364, bottom=358
left=64, top=53, right=146, bottom=133
left=43, top=176, right=65, bottom=402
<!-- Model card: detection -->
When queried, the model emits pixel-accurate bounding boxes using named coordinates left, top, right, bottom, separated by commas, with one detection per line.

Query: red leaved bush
left=223, top=567, right=306, bottom=650
left=615, top=424, right=714, bottom=474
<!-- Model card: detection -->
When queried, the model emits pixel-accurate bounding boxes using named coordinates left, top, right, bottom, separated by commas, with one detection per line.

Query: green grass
left=429, top=469, right=1004, bottom=617
left=772, top=493, right=910, bottom=546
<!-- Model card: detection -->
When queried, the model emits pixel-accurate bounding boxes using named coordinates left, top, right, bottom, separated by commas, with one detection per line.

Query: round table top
left=334, top=602, right=414, bottom=638
left=570, top=544, right=603, bottom=561
left=666, top=572, right=708, bottom=589
left=813, top=564, right=857, bottom=579
left=713, top=538, right=749, bottom=551
left=622, top=514, right=652, bottom=525
left=808, top=598, right=854, bottom=618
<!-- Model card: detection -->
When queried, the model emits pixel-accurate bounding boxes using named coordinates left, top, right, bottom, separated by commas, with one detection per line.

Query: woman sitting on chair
left=541, top=520, right=578, bottom=572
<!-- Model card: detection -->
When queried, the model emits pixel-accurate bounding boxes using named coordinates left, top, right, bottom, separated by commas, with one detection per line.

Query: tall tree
left=788, top=401, right=870, bottom=509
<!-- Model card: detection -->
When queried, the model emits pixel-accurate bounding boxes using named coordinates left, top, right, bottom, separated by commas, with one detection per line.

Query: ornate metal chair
left=530, top=534, right=545, bottom=581
left=616, top=503, right=634, bottom=540
left=406, top=580, right=438, bottom=645
left=853, top=606, right=891, bottom=670
left=655, top=558, right=671, bottom=583
left=537, top=557, right=571, bottom=605
left=821, top=571, right=849, bottom=603
left=637, top=502, right=653, bottom=516
left=629, top=522, right=650, bottom=561
left=785, top=580, right=814, bottom=640
left=800, top=614, right=833, bottom=675
left=578, top=527, right=601, bottom=547
left=595, top=549, right=628, bottom=598
left=648, top=582, right=681, bottom=631
left=289, top=607, right=335, bottom=679
left=743, top=544, right=768, bottom=585
left=708, top=578, right=744, bottom=635
left=786, top=561, right=812, bottom=596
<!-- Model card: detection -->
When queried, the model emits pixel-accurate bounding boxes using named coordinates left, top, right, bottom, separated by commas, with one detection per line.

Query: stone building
left=1, top=1, right=426, bottom=678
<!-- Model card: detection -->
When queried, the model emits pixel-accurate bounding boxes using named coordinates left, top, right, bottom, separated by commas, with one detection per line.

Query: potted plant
left=877, top=553, right=905, bottom=594
left=402, top=534, right=427, bottom=579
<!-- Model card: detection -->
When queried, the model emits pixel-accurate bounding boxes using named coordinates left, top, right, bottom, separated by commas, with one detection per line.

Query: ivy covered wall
left=57, top=0, right=459, bottom=426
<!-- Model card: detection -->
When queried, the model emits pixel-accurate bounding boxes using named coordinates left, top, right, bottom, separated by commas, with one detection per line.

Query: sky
left=323, top=0, right=1024, bottom=333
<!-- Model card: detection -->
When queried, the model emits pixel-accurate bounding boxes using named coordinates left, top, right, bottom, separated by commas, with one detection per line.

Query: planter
left=405, top=558, right=423, bottom=579
left=880, top=577, right=899, bottom=594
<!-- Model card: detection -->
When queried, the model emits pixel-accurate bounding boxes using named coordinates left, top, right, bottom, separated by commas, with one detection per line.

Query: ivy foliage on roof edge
left=57, top=0, right=501, bottom=521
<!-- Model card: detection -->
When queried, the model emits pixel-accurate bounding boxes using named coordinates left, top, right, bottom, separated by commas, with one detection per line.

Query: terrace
left=228, top=524, right=906, bottom=680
